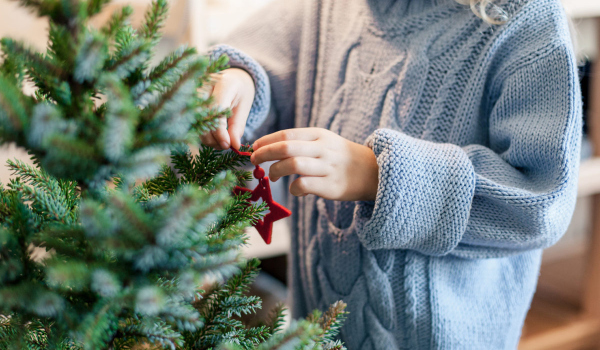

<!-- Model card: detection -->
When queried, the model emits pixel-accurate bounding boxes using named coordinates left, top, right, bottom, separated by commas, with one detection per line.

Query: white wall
left=203, top=0, right=274, bottom=46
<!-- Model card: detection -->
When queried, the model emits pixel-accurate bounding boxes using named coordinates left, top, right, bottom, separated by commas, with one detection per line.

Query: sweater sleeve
left=353, top=44, right=582, bottom=258
left=206, top=0, right=304, bottom=142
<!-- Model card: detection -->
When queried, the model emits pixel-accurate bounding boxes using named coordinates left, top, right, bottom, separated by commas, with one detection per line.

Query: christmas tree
left=0, top=0, right=346, bottom=349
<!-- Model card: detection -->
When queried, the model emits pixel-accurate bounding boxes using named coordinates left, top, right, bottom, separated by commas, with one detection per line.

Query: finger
left=269, top=157, right=329, bottom=182
left=210, top=81, right=238, bottom=149
left=251, top=140, right=324, bottom=165
left=289, top=176, right=329, bottom=197
left=253, top=128, right=322, bottom=150
left=228, top=100, right=251, bottom=150
left=211, top=117, right=230, bottom=150
left=200, top=132, right=219, bottom=148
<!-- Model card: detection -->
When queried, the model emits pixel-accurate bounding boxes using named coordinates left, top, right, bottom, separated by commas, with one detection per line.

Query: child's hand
left=200, top=68, right=255, bottom=150
left=251, top=128, right=379, bottom=201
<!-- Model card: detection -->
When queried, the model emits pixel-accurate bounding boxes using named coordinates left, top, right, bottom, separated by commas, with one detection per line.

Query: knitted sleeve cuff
left=207, top=44, right=271, bottom=140
left=353, top=128, right=477, bottom=255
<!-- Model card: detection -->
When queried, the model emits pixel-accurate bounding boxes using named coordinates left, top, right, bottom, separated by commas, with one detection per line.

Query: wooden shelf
left=535, top=249, right=588, bottom=308
left=520, top=316, right=600, bottom=350
left=521, top=248, right=600, bottom=350
left=578, top=158, right=600, bottom=198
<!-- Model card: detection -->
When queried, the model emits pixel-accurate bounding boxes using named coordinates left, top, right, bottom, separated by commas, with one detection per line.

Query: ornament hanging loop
left=253, top=165, right=265, bottom=180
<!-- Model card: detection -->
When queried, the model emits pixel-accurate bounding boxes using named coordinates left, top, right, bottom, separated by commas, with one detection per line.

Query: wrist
left=353, top=143, right=379, bottom=201
left=363, top=149, right=379, bottom=201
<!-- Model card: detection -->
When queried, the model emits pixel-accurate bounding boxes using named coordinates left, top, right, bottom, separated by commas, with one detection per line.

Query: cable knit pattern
left=209, top=0, right=582, bottom=348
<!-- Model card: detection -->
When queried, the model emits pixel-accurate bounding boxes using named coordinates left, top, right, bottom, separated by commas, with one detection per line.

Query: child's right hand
left=200, top=68, right=256, bottom=150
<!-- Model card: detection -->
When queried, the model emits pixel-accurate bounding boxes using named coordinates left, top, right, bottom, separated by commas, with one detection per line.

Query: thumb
left=228, top=99, right=252, bottom=150
left=228, top=85, right=254, bottom=149
left=210, top=80, right=236, bottom=149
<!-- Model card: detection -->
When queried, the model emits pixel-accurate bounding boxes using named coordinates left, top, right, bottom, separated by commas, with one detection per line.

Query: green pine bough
left=0, top=0, right=347, bottom=349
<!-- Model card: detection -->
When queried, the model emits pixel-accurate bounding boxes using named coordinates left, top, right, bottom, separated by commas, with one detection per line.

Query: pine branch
left=0, top=187, right=14, bottom=223
left=210, top=192, right=267, bottom=237
left=75, top=296, right=123, bottom=350
left=99, top=74, right=138, bottom=162
left=204, top=54, right=231, bottom=86
left=106, top=39, right=150, bottom=79
left=141, top=0, right=169, bottom=44
left=0, top=315, right=59, bottom=350
left=140, top=61, right=205, bottom=127
left=322, top=340, right=345, bottom=350
left=107, top=192, right=155, bottom=244
left=218, top=296, right=261, bottom=318
left=115, top=318, right=182, bottom=350
left=32, top=225, right=87, bottom=259
left=45, top=258, right=91, bottom=292
left=0, top=46, right=26, bottom=89
left=0, top=0, right=348, bottom=348
left=144, top=164, right=180, bottom=195
left=27, top=103, right=69, bottom=150
left=189, top=259, right=261, bottom=349
left=87, top=0, right=111, bottom=16
left=156, top=298, right=203, bottom=333
left=6, top=159, right=78, bottom=223
left=27, top=66, right=72, bottom=106
left=153, top=184, right=232, bottom=249
left=254, top=320, right=322, bottom=350
left=181, top=146, right=251, bottom=188
left=19, top=185, right=71, bottom=224
left=2, top=191, right=39, bottom=276
left=0, top=74, right=30, bottom=137
left=0, top=282, right=66, bottom=319
left=148, top=46, right=197, bottom=84
left=12, top=0, right=67, bottom=24
left=188, top=249, right=242, bottom=280
left=43, top=135, right=105, bottom=182
left=114, top=146, right=170, bottom=183
left=101, top=6, right=133, bottom=38
left=1, top=38, right=64, bottom=77
left=191, top=283, right=220, bottom=314
left=46, top=23, right=73, bottom=66
left=0, top=230, right=24, bottom=285
left=191, top=106, right=230, bottom=137
left=311, top=301, right=347, bottom=344
left=74, top=31, right=108, bottom=83
left=266, top=304, right=286, bottom=335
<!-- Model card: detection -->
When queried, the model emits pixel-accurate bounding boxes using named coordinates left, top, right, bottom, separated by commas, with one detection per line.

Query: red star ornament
left=230, top=147, right=292, bottom=244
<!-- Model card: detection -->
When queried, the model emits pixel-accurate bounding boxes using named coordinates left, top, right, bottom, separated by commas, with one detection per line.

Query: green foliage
left=0, top=0, right=347, bottom=349
left=305, top=301, right=348, bottom=347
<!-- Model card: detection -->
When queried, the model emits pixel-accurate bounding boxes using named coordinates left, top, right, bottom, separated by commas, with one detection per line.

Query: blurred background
left=1, top=0, right=600, bottom=348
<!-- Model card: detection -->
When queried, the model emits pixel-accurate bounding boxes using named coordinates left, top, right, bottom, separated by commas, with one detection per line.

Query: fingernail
left=252, top=141, right=258, bottom=150
left=220, top=141, right=229, bottom=149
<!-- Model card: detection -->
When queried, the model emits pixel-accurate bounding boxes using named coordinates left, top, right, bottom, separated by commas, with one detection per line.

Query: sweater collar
left=365, top=0, right=462, bottom=36
left=367, top=0, right=452, bottom=18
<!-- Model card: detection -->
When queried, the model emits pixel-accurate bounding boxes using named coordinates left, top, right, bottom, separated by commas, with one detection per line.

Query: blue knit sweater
left=209, top=0, right=581, bottom=348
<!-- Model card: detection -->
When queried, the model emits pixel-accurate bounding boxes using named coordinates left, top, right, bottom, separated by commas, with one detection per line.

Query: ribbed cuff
left=353, top=129, right=476, bottom=255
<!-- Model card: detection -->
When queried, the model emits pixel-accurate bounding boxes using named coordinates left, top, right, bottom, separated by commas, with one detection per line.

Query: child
left=202, top=0, right=581, bottom=348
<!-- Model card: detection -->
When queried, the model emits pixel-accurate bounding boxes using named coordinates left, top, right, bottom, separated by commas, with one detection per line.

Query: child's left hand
left=251, top=128, right=379, bottom=201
